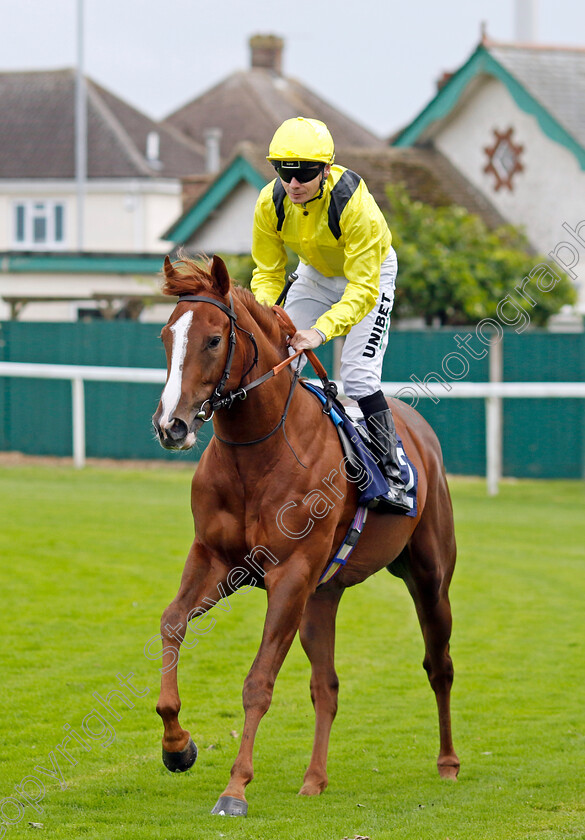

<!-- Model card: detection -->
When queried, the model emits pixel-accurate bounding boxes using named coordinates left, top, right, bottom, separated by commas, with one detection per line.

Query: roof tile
left=0, top=69, right=205, bottom=179
left=487, top=43, right=585, bottom=147
left=163, top=67, right=383, bottom=170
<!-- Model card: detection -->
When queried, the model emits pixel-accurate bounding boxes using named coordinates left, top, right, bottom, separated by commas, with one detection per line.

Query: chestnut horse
left=152, top=254, right=459, bottom=817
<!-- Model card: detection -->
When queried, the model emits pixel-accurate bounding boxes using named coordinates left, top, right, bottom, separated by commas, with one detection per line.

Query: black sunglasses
left=273, top=162, right=324, bottom=184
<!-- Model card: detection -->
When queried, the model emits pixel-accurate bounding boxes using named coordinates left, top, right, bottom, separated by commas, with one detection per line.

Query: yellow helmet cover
left=267, top=117, right=335, bottom=164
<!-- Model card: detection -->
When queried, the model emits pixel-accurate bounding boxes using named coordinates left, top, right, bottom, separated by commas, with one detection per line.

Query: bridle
left=176, top=292, right=260, bottom=421
left=173, top=292, right=337, bottom=451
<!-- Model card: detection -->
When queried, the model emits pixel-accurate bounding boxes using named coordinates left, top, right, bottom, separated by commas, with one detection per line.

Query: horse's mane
left=161, top=256, right=216, bottom=297
left=234, top=287, right=289, bottom=352
left=162, top=256, right=289, bottom=354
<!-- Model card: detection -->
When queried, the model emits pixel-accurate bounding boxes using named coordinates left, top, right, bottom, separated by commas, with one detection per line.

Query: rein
left=201, top=344, right=307, bottom=418
left=175, top=292, right=338, bottom=453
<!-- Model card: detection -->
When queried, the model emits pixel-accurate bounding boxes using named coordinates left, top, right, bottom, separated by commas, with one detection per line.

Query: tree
left=221, top=250, right=298, bottom=291
left=219, top=254, right=255, bottom=289
left=385, top=183, right=576, bottom=326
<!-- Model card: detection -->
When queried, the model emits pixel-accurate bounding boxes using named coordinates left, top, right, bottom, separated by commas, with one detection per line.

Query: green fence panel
left=2, top=377, right=73, bottom=457
left=502, top=332, right=585, bottom=478
left=383, top=329, right=490, bottom=475
left=385, top=328, right=490, bottom=383
left=0, top=321, right=194, bottom=462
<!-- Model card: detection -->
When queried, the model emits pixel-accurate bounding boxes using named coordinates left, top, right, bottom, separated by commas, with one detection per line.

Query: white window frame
left=12, top=199, right=67, bottom=250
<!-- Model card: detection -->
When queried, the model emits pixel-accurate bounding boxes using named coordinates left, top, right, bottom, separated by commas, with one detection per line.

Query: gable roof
left=166, top=142, right=505, bottom=245
left=392, top=40, right=585, bottom=170
left=163, top=67, right=383, bottom=171
left=164, top=149, right=268, bottom=242
left=0, top=69, right=205, bottom=180
left=489, top=43, right=585, bottom=148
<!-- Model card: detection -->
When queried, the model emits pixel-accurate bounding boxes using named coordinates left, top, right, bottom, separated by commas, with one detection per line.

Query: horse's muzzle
left=167, top=417, right=189, bottom=443
left=153, top=414, right=197, bottom=450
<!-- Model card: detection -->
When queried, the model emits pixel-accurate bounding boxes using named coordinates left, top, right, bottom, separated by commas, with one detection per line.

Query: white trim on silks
left=159, top=310, right=193, bottom=427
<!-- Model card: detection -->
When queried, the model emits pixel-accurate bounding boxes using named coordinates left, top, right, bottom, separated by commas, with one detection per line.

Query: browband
left=177, top=294, right=237, bottom=321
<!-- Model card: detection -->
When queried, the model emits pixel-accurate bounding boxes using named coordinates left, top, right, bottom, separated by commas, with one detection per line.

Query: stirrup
left=368, top=484, right=411, bottom=514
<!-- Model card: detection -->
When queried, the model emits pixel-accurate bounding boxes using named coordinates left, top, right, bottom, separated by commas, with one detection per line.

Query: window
left=12, top=200, right=67, bottom=249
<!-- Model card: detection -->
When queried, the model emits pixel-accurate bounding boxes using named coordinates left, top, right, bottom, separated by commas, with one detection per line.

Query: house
left=0, top=68, right=205, bottom=320
left=161, top=33, right=510, bottom=264
left=0, top=37, right=385, bottom=321
left=164, top=141, right=505, bottom=257
left=0, top=68, right=206, bottom=253
left=161, top=32, right=389, bottom=252
left=391, top=33, right=585, bottom=313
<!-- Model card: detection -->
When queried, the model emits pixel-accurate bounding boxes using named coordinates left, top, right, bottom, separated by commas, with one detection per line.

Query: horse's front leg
left=212, top=562, right=313, bottom=817
left=155, top=539, right=228, bottom=772
left=298, top=584, right=344, bottom=795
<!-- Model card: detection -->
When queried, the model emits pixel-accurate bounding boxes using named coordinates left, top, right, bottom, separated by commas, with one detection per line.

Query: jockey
left=250, top=116, right=410, bottom=514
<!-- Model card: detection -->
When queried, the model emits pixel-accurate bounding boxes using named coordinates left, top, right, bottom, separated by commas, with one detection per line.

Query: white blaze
left=159, top=310, right=193, bottom=428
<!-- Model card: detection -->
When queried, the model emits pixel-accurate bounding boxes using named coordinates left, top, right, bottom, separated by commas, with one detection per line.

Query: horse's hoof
left=438, top=759, right=460, bottom=780
left=211, top=796, right=248, bottom=817
left=162, top=737, right=198, bottom=772
left=298, top=779, right=327, bottom=796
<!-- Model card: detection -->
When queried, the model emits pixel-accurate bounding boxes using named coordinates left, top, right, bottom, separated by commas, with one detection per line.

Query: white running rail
left=1, top=361, right=584, bottom=494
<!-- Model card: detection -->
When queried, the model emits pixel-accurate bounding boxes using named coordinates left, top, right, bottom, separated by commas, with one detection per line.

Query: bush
left=385, top=183, right=576, bottom=325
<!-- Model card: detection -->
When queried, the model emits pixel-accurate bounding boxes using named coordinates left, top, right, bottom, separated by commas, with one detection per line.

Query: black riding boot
left=359, top=396, right=411, bottom=514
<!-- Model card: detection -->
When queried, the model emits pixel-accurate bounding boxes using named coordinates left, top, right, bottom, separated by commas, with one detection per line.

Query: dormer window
left=13, top=200, right=67, bottom=249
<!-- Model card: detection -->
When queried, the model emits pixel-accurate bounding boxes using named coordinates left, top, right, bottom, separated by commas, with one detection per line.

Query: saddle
left=301, top=381, right=418, bottom=517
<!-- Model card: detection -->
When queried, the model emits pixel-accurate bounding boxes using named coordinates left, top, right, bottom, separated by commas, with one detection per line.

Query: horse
left=152, top=254, right=459, bottom=817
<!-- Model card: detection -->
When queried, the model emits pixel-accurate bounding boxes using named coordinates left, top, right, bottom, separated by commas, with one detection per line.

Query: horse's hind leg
left=297, top=585, right=344, bottom=796
left=401, top=510, right=460, bottom=779
left=155, top=539, right=228, bottom=771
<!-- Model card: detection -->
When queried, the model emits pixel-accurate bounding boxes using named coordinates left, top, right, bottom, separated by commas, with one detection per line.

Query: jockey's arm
left=251, top=200, right=288, bottom=305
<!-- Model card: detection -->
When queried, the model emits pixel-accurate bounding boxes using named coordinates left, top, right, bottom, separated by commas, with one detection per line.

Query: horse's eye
left=208, top=336, right=222, bottom=349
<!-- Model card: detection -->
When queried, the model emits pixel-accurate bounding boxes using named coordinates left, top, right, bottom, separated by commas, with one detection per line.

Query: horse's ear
left=209, top=255, right=231, bottom=298
left=163, top=255, right=176, bottom=280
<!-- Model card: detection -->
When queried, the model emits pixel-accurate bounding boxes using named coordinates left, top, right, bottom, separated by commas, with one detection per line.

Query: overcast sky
left=2, top=0, right=584, bottom=137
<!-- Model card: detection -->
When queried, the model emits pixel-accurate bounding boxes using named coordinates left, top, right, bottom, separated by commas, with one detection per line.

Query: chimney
left=249, top=34, right=284, bottom=75
left=204, top=128, right=222, bottom=174
left=146, top=131, right=161, bottom=167
left=515, top=0, right=537, bottom=42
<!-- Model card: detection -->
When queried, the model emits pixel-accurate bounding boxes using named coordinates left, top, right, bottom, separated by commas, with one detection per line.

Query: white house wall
left=433, top=76, right=585, bottom=310
left=0, top=179, right=182, bottom=253
left=187, top=181, right=260, bottom=254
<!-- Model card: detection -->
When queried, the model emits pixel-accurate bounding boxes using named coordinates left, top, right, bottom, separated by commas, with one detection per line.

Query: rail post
left=72, top=377, right=86, bottom=469
left=486, top=338, right=503, bottom=496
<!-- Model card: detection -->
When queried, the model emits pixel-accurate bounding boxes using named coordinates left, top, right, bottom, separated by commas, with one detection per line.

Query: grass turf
left=0, top=463, right=584, bottom=839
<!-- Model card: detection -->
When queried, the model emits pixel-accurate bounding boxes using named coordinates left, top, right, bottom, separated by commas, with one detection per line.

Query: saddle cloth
left=302, top=381, right=418, bottom=517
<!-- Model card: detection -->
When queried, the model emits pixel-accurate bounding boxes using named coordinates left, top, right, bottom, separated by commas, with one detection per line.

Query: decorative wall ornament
left=483, top=127, right=524, bottom=191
